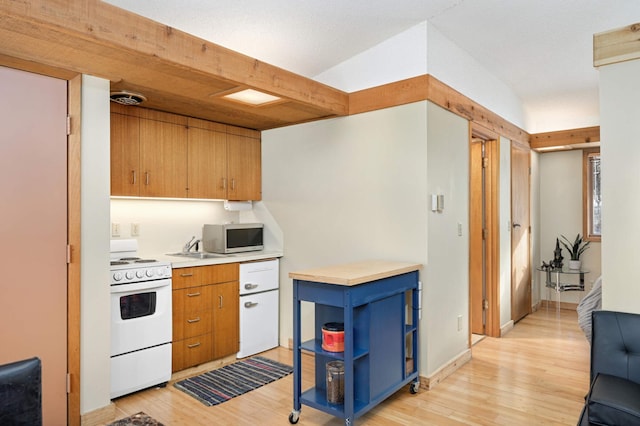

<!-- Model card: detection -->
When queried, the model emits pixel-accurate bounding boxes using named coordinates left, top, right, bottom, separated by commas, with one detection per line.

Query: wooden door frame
left=469, top=124, right=501, bottom=339
left=68, top=75, right=82, bottom=425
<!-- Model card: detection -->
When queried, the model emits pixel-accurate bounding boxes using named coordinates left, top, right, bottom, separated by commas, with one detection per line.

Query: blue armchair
left=578, top=310, right=640, bottom=425
left=0, top=357, right=42, bottom=426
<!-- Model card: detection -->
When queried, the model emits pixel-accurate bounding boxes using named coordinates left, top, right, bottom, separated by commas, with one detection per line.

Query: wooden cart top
left=289, top=260, right=422, bottom=286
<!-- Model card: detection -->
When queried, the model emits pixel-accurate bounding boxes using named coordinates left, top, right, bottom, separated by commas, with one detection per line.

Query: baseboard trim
left=500, top=320, right=515, bottom=336
left=422, top=349, right=472, bottom=390
left=80, top=402, right=116, bottom=426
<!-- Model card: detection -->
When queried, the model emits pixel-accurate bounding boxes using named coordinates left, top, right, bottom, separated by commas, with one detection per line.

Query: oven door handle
left=110, top=279, right=171, bottom=294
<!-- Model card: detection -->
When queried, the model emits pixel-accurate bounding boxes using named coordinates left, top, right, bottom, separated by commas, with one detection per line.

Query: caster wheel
left=410, top=381, right=419, bottom=394
left=289, top=411, right=300, bottom=424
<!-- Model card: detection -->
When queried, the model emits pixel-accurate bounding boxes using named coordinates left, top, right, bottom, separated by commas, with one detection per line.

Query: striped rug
left=174, top=356, right=293, bottom=406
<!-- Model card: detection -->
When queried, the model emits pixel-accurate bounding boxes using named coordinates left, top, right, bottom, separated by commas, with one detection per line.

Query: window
left=583, top=149, right=601, bottom=241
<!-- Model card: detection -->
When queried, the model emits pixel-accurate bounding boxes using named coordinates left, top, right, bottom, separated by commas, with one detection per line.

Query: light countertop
left=150, top=250, right=283, bottom=268
left=288, top=260, right=421, bottom=286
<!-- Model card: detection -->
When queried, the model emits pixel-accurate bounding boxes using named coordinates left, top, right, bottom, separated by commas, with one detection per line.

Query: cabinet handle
left=187, top=317, right=201, bottom=323
left=187, top=342, right=201, bottom=349
left=231, top=178, right=236, bottom=190
left=131, top=170, right=136, bottom=185
left=180, top=273, right=194, bottom=277
left=244, top=301, right=258, bottom=308
left=219, top=295, right=223, bottom=308
left=244, top=283, right=259, bottom=290
left=222, top=177, right=227, bottom=190
left=187, top=292, right=201, bottom=297
left=145, top=171, right=150, bottom=185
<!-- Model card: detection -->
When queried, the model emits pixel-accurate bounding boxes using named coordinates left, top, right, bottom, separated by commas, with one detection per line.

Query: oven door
left=110, top=278, right=172, bottom=357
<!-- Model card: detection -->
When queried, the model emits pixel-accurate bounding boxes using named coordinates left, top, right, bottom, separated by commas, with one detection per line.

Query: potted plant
left=559, top=234, right=590, bottom=270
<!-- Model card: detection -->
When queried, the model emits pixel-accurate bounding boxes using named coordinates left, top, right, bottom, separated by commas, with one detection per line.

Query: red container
left=322, top=322, right=344, bottom=352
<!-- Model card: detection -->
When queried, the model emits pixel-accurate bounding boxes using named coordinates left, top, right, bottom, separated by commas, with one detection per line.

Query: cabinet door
left=139, top=118, right=188, bottom=198
left=187, top=127, right=227, bottom=199
left=212, top=280, right=239, bottom=358
left=227, top=133, right=261, bottom=201
left=110, top=113, right=140, bottom=196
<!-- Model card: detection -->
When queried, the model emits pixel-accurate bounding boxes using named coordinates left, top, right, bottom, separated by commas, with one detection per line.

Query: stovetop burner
left=110, top=260, right=129, bottom=266
left=120, top=257, right=140, bottom=261
left=134, top=259, right=157, bottom=264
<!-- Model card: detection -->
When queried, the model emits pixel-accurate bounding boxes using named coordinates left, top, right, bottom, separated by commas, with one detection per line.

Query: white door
left=0, top=66, right=68, bottom=425
left=238, top=290, right=280, bottom=358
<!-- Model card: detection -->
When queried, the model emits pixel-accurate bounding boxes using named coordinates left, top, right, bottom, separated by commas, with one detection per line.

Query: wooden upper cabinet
left=110, top=105, right=261, bottom=200
left=227, top=132, right=262, bottom=201
left=139, top=118, right=188, bottom=198
left=110, top=112, right=140, bottom=196
left=187, top=126, right=227, bottom=199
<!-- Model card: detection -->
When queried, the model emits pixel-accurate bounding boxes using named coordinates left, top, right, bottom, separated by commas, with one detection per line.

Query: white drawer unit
left=239, top=258, right=279, bottom=295
left=238, top=259, right=280, bottom=358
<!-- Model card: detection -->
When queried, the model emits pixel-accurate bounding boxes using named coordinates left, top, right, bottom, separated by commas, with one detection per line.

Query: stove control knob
left=113, top=272, right=123, bottom=281
left=125, top=271, right=134, bottom=280
left=136, top=270, right=144, bottom=279
left=146, top=269, right=154, bottom=278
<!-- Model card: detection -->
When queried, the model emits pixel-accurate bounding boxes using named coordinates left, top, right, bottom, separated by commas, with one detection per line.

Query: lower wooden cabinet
left=172, top=264, right=239, bottom=372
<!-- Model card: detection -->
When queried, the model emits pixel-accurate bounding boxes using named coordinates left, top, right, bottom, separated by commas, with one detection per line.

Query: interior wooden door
left=0, top=66, right=68, bottom=424
left=469, top=140, right=485, bottom=335
left=511, top=142, right=531, bottom=322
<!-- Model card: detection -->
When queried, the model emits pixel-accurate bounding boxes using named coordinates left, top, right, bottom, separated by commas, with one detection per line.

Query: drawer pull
left=180, top=273, right=194, bottom=277
left=187, top=292, right=201, bottom=297
left=187, top=317, right=201, bottom=323
left=244, top=283, right=259, bottom=290
left=187, top=342, right=201, bottom=349
left=244, top=301, right=259, bottom=308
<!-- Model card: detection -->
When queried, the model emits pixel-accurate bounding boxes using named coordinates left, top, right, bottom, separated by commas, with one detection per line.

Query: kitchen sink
left=166, top=252, right=234, bottom=259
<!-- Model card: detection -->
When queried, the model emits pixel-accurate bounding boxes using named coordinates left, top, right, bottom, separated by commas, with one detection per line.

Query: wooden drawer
left=172, top=334, right=213, bottom=372
left=172, top=263, right=239, bottom=289
left=172, top=286, right=213, bottom=341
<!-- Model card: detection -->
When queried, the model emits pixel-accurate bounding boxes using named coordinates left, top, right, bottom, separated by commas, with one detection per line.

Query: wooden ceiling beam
left=0, top=0, right=348, bottom=129
left=530, top=126, right=600, bottom=151
left=594, top=22, right=640, bottom=67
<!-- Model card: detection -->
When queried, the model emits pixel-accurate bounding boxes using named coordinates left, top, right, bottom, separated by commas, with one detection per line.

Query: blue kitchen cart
left=288, top=261, right=422, bottom=425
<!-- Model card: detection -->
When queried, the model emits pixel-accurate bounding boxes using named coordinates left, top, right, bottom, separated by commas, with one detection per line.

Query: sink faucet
left=183, top=236, right=201, bottom=252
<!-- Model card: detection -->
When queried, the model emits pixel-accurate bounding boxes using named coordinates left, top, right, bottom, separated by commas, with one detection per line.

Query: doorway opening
left=469, top=125, right=500, bottom=339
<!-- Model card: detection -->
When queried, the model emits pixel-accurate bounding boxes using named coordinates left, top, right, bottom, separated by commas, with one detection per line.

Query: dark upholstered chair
left=0, top=357, right=42, bottom=426
left=578, top=311, right=640, bottom=425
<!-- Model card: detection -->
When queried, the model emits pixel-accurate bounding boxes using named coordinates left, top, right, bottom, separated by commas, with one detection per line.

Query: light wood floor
left=108, top=308, right=590, bottom=425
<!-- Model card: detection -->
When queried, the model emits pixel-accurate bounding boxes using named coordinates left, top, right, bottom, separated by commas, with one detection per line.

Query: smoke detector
left=110, top=90, right=147, bottom=106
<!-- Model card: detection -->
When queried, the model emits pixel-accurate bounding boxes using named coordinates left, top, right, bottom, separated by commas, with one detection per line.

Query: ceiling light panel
left=223, top=89, right=281, bottom=106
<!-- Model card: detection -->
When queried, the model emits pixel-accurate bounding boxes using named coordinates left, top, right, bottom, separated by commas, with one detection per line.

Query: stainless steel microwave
left=202, top=223, right=264, bottom=254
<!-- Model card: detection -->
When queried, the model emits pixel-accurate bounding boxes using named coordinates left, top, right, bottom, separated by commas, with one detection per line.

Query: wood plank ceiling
left=0, top=0, right=349, bottom=130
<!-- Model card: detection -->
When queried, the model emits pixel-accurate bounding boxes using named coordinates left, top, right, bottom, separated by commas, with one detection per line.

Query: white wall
left=262, top=102, right=432, bottom=369
left=110, top=199, right=239, bottom=256
left=80, top=75, right=112, bottom=413
left=538, top=150, right=601, bottom=304
left=424, top=102, right=470, bottom=373
left=531, top=152, right=541, bottom=306
left=315, top=21, right=526, bottom=133
left=314, top=22, right=428, bottom=92
left=499, top=137, right=512, bottom=326
left=599, top=59, right=640, bottom=313
left=426, top=25, right=526, bottom=131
